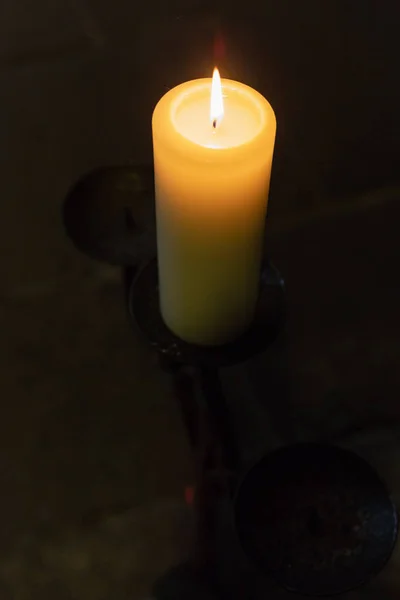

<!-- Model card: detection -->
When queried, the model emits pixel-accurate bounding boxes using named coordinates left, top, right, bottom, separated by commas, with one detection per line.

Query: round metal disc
left=62, top=165, right=156, bottom=265
left=234, top=443, right=398, bottom=596
left=128, top=259, right=285, bottom=368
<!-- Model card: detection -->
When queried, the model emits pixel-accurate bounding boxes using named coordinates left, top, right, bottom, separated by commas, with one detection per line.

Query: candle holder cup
left=63, top=166, right=398, bottom=598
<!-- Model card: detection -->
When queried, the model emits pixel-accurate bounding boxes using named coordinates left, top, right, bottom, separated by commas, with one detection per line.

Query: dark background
left=0, top=1, right=399, bottom=597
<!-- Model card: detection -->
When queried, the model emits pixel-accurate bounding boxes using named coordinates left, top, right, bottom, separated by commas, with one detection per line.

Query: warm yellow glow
left=210, top=67, right=224, bottom=128
left=152, top=75, right=276, bottom=345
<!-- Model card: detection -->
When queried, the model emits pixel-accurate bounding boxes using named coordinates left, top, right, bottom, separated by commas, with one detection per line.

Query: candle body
left=152, top=78, right=276, bottom=346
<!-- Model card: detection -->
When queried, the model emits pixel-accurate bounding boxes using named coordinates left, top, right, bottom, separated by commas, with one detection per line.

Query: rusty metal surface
left=235, top=443, right=398, bottom=596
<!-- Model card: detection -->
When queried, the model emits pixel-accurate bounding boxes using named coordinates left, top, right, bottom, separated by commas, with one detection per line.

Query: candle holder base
left=235, top=443, right=398, bottom=596
left=62, top=166, right=156, bottom=266
left=128, top=258, right=286, bottom=368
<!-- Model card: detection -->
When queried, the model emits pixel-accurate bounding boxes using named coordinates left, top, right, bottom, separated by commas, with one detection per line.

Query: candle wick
left=212, top=119, right=217, bottom=129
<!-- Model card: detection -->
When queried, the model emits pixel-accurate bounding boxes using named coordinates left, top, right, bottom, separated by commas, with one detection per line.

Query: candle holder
left=129, top=257, right=285, bottom=370
left=63, top=166, right=398, bottom=598
left=235, top=443, right=397, bottom=596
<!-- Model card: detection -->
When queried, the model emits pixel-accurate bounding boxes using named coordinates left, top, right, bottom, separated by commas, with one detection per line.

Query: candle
left=152, top=69, right=276, bottom=346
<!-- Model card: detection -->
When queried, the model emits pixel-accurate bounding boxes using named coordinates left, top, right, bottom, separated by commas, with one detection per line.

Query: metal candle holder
left=63, top=165, right=398, bottom=597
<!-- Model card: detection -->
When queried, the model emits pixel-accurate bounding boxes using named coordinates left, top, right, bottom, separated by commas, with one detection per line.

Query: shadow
left=152, top=563, right=219, bottom=599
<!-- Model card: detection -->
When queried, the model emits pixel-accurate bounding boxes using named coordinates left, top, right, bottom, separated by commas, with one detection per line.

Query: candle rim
left=152, top=77, right=276, bottom=163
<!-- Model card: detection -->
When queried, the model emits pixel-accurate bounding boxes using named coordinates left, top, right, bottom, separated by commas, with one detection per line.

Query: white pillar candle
left=152, top=69, right=276, bottom=346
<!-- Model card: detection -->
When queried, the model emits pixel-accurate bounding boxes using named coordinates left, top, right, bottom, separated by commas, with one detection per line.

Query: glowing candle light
left=152, top=68, right=276, bottom=345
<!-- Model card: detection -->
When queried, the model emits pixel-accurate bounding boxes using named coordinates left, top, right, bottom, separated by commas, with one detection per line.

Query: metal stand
left=235, top=443, right=397, bottom=596
left=63, top=166, right=398, bottom=597
left=128, top=260, right=398, bottom=597
left=128, top=257, right=285, bottom=474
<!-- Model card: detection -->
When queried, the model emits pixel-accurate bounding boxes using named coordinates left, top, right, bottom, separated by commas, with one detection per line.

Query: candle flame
left=210, top=67, right=224, bottom=129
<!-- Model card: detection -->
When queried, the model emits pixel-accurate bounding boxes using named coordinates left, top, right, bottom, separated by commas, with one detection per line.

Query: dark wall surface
left=0, top=3, right=399, bottom=597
